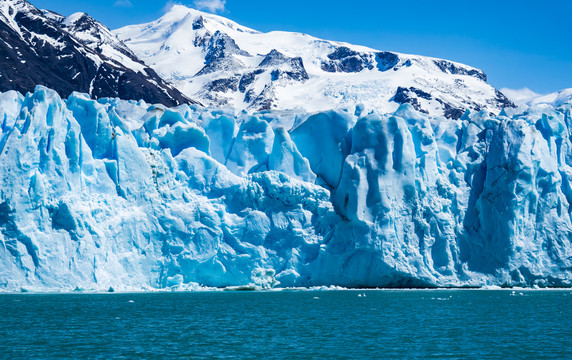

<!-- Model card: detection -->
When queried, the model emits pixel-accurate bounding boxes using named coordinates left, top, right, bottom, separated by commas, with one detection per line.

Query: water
left=0, top=290, right=570, bottom=359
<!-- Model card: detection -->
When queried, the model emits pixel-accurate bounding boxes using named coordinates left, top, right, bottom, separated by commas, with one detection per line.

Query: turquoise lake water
left=0, top=290, right=570, bottom=359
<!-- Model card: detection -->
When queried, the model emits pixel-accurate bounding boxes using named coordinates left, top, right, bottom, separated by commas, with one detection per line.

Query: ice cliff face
left=115, top=5, right=513, bottom=119
left=0, top=86, right=570, bottom=291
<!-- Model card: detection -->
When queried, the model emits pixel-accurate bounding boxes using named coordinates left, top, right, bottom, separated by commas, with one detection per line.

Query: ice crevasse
left=0, top=86, right=570, bottom=291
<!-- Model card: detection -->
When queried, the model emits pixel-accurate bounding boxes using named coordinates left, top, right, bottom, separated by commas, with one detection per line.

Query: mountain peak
left=63, top=12, right=89, bottom=26
left=115, top=8, right=513, bottom=117
left=158, top=4, right=259, bottom=35
left=0, top=0, right=197, bottom=106
left=165, top=4, right=195, bottom=14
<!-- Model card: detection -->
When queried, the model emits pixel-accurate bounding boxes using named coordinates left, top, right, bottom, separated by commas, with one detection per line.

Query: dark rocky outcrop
left=0, top=0, right=195, bottom=106
left=375, top=52, right=400, bottom=72
left=321, top=46, right=374, bottom=73
left=195, top=31, right=250, bottom=76
left=433, top=60, right=487, bottom=82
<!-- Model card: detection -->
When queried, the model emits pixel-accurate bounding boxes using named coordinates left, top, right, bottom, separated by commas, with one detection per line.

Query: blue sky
left=34, top=0, right=572, bottom=94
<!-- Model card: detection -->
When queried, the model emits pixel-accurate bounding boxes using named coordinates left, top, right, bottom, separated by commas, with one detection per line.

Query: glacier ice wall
left=0, top=86, right=570, bottom=291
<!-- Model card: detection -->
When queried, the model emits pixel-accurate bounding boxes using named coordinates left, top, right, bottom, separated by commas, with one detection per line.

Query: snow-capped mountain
left=115, top=5, right=513, bottom=118
left=529, top=88, right=572, bottom=107
left=508, top=88, right=572, bottom=108
left=0, top=0, right=195, bottom=106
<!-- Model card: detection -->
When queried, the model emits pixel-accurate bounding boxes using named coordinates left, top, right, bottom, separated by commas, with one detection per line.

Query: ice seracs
left=0, top=86, right=570, bottom=291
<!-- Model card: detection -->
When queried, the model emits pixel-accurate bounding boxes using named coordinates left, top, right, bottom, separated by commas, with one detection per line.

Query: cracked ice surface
left=0, top=86, right=570, bottom=291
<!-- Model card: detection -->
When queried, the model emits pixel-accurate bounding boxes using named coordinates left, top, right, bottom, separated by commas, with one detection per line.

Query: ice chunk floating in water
left=0, top=86, right=571, bottom=291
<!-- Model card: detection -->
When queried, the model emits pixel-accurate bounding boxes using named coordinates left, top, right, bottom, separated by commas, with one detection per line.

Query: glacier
left=0, top=86, right=571, bottom=291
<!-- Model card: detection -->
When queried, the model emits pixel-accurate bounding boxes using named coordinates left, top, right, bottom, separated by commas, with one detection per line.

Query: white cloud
left=500, top=87, right=541, bottom=105
left=113, top=0, right=133, bottom=8
left=163, top=1, right=182, bottom=12
left=193, top=0, right=226, bottom=13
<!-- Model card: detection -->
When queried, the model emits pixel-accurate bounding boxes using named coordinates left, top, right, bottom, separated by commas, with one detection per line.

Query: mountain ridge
left=0, top=0, right=198, bottom=106
left=115, top=5, right=513, bottom=118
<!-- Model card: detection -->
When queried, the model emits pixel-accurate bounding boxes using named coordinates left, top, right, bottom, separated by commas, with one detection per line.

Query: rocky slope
left=0, top=0, right=196, bottom=106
